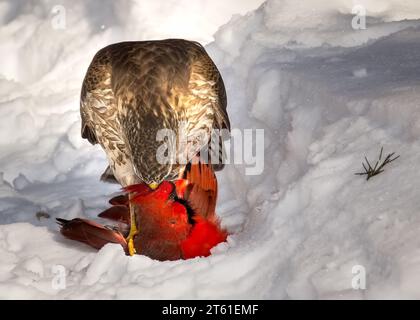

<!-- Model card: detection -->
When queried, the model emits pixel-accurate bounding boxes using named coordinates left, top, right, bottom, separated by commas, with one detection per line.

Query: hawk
left=80, top=39, right=230, bottom=255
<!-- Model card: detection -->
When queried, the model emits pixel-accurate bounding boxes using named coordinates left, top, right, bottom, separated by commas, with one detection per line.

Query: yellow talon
left=125, top=183, right=158, bottom=256
left=126, top=226, right=139, bottom=256
left=127, top=237, right=136, bottom=256
left=126, top=193, right=139, bottom=256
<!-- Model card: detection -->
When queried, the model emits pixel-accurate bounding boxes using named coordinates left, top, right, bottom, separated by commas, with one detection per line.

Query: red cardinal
left=57, top=161, right=227, bottom=261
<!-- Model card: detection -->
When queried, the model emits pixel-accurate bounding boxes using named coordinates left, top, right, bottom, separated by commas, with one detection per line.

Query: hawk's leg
left=126, top=193, right=139, bottom=256
left=125, top=183, right=158, bottom=256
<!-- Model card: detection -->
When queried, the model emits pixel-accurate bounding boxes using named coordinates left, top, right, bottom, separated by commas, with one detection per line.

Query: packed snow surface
left=1, top=0, right=420, bottom=299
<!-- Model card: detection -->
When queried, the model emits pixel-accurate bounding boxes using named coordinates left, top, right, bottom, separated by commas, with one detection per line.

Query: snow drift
left=1, top=0, right=420, bottom=299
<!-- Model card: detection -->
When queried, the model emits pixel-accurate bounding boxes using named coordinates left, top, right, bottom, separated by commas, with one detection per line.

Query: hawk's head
left=122, top=110, right=181, bottom=186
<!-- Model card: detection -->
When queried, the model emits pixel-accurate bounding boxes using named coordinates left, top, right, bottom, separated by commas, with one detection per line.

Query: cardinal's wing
left=180, top=159, right=218, bottom=221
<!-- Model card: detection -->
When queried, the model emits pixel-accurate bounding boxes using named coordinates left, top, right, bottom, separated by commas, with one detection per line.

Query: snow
left=1, top=0, right=420, bottom=299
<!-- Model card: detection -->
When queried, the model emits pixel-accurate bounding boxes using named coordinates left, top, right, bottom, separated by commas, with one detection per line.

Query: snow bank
left=2, top=0, right=420, bottom=299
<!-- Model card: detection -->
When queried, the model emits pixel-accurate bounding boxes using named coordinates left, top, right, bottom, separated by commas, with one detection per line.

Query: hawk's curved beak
left=149, top=182, right=159, bottom=190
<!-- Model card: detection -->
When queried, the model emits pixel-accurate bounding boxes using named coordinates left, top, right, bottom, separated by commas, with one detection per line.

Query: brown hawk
left=80, top=39, right=230, bottom=255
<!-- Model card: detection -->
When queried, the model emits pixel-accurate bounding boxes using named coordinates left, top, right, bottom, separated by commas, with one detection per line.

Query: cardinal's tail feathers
left=57, top=218, right=127, bottom=252
left=98, top=205, right=130, bottom=224
left=108, top=194, right=129, bottom=206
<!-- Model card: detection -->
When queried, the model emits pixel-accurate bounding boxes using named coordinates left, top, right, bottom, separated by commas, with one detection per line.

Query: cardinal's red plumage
left=57, top=161, right=228, bottom=261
